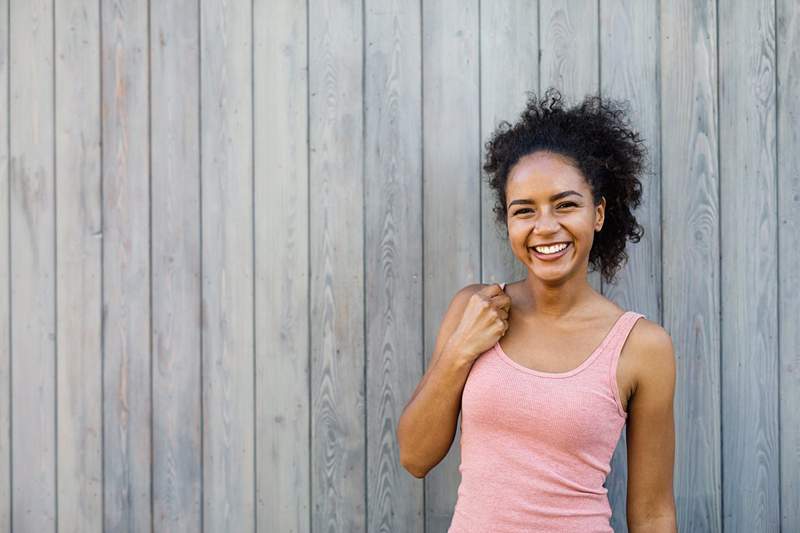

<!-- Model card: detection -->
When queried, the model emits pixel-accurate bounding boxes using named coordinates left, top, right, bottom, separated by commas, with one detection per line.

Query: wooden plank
left=200, top=0, right=255, bottom=531
left=9, top=0, right=56, bottom=530
left=364, top=0, right=423, bottom=531
left=598, top=2, right=660, bottom=530
left=719, top=0, right=780, bottom=531
left=661, top=2, right=722, bottom=530
left=421, top=1, right=479, bottom=531
left=101, top=0, right=152, bottom=530
left=479, top=0, right=539, bottom=283
left=252, top=0, right=310, bottom=531
left=0, top=0, right=9, bottom=529
left=308, top=0, right=365, bottom=530
left=150, top=0, right=202, bottom=531
left=538, top=0, right=600, bottom=292
left=778, top=1, right=800, bottom=531
left=54, top=0, right=103, bottom=531
left=539, top=0, right=598, bottom=99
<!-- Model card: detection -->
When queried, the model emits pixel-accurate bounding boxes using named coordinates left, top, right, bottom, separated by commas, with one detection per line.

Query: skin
left=500, top=151, right=677, bottom=532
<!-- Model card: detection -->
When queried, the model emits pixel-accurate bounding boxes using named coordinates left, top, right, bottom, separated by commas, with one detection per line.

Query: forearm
left=397, top=346, right=474, bottom=477
left=627, top=509, right=677, bottom=533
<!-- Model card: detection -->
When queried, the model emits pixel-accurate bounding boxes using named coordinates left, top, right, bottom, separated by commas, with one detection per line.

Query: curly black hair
left=483, top=87, right=648, bottom=285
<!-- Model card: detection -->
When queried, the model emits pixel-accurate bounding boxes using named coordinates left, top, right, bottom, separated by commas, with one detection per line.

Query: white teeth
left=533, top=242, right=568, bottom=254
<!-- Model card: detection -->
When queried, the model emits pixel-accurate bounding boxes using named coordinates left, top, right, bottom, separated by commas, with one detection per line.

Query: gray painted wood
left=150, top=1, right=202, bottom=531
left=422, top=1, right=480, bottom=531
left=55, top=0, right=103, bottom=531
left=661, top=2, right=722, bottom=531
left=253, top=0, right=310, bottom=532
left=719, top=1, right=780, bottom=532
left=0, top=0, right=9, bottom=529
left=200, top=0, right=255, bottom=531
left=364, top=1, right=424, bottom=531
left=101, top=0, right=152, bottom=530
left=778, top=2, right=800, bottom=531
left=599, top=2, right=660, bottom=531
left=308, top=0, right=366, bottom=531
left=479, top=0, right=539, bottom=284
left=10, top=0, right=56, bottom=530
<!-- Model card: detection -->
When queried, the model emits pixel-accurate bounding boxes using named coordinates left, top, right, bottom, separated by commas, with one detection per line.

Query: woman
left=397, top=88, right=677, bottom=532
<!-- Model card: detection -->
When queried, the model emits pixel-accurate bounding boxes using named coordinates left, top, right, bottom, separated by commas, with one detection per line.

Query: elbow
left=397, top=421, right=428, bottom=478
left=400, top=454, right=428, bottom=478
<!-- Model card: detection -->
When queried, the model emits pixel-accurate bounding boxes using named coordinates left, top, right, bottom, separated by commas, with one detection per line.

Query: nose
left=533, top=211, right=560, bottom=234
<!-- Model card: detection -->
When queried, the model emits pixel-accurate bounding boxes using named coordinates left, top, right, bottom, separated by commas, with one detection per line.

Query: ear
left=594, top=196, right=606, bottom=232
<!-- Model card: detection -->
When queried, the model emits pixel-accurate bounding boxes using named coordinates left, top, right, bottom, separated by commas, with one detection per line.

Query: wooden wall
left=1, top=0, right=798, bottom=532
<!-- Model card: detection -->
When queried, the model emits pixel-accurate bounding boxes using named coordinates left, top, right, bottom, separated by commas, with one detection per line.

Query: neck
left=519, top=273, right=597, bottom=320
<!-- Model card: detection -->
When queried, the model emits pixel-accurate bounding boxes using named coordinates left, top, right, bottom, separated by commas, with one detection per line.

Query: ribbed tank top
left=448, top=282, right=645, bottom=532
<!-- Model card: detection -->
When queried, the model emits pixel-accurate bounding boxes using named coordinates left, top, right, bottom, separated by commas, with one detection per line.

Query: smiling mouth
left=529, top=242, right=572, bottom=259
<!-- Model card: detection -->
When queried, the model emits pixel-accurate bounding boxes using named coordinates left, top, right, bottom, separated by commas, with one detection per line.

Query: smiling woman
left=485, top=87, right=648, bottom=286
left=397, top=87, right=676, bottom=533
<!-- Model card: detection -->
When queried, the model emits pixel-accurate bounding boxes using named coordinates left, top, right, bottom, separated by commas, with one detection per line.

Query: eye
left=557, top=202, right=577, bottom=209
left=513, top=208, right=533, bottom=215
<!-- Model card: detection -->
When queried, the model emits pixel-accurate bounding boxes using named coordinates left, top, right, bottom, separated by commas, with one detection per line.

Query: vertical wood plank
left=364, top=0, right=423, bottom=531
left=308, top=0, right=365, bottom=530
left=252, top=0, right=310, bottom=531
left=9, top=0, right=56, bottom=530
left=539, top=0, right=598, bottom=98
left=539, top=0, right=601, bottom=293
left=661, top=2, right=722, bottom=530
left=150, top=0, right=202, bottom=531
left=0, top=0, right=9, bottom=529
left=719, top=0, right=780, bottom=531
left=479, top=0, right=539, bottom=284
left=421, top=1, right=479, bottom=531
left=200, top=0, right=255, bottom=530
left=598, top=2, right=660, bottom=530
left=778, top=1, right=800, bottom=531
left=101, top=0, right=152, bottom=531
left=55, top=0, right=103, bottom=531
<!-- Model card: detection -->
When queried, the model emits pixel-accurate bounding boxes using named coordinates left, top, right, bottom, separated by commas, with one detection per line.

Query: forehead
left=506, top=151, right=589, bottom=197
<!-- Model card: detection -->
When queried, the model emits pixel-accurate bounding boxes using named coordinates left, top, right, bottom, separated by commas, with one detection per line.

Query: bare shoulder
left=625, top=317, right=676, bottom=395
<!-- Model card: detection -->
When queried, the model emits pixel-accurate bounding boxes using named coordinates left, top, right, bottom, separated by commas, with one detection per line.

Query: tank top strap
left=601, top=311, right=645, bottom=360
left=603, top=311, right=646, bottom=417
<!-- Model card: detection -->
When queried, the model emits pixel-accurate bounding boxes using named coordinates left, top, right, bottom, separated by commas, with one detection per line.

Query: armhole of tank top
left=609, top=313, right=644, bottom=420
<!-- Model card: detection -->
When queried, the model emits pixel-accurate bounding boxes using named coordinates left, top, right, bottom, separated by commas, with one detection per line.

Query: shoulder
left=625, top=317, right=676, bottom=396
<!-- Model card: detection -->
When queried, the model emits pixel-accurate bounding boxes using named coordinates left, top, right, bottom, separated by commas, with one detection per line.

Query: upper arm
left=405, top=283, right=484, bottom=405
left=625, top=321, right=677, bottom=525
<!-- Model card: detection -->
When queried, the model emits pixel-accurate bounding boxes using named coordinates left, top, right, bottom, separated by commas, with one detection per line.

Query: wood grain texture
left=308, top=0, right=366, bottom=530
left=778, top=1, right=800, bottom=531
left=539, top=0, right=601, bottom=293
left=150, top=0, right=202, bottom=531
left=0, top=0, right=9, bottom=529
left=421, top=1, right=480, bottom=531
left=101, top=0, right=152, bottom=530
left=10, top=0, right=56, bottom=530
left=253, top=0, right=310, bottom=531
left=55, top=0, right=103, bottom=531
left=479, top=0, right=539, bottom=285
left=661, top=1, right=722, bottom=531
left=719, top=0, right=780, bottom=531
left=364, top=0, right=423, bottom=531
left=598, top=2, right=660, bottom=530
left=200, top=0, right=255, bottom=531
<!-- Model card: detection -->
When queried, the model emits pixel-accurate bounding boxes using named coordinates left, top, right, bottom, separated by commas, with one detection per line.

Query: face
left=505, top=151, right=605, bottom=283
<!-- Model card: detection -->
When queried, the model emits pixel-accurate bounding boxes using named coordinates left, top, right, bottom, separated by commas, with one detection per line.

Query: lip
left=529, top=242, right=572, bottom=261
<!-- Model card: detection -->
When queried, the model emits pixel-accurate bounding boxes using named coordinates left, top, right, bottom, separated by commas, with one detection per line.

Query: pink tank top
left=448, top=282, right=645, bottom=532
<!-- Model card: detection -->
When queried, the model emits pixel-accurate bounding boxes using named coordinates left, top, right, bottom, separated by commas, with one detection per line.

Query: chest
left=497, top=319, right=637, bottom=413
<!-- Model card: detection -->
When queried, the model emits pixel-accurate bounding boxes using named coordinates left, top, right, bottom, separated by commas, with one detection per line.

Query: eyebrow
left=507, top=190, right=584, bottom=208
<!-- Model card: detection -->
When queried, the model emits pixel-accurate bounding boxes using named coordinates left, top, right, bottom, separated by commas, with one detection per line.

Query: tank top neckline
left=494, top=281, right=632, bottom=379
